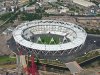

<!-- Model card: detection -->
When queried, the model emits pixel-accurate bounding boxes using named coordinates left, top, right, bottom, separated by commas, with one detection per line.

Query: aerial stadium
left=13, top=20, right=87, bottom=75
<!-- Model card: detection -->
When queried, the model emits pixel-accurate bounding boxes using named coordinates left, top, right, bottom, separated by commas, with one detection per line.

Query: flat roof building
left=72, top=0, right=95, bottom=7
left=24, top=5, right=36, bottom=13
left=38, top=0, right=57, bottom=2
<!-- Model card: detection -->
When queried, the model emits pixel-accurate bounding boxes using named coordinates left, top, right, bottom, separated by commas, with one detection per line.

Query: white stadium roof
left=13, top=20, right=87, bottom=51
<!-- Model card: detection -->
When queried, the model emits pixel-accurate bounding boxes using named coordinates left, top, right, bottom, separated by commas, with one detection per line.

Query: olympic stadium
left=13, top=20, right=87, bottom=61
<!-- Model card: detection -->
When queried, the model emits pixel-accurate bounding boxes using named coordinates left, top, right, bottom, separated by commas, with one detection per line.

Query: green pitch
left=37, top=35, right=60, bottom=44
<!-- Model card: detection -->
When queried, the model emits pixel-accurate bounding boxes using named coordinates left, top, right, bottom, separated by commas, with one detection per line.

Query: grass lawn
left=0, top=56, right=16, bottom=65
left=38, top=35, right=60, bottom=44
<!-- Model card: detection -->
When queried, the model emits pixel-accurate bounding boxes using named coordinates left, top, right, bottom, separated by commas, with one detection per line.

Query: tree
left=57, top=0, right=60, bottom=2
left=0, top=12, right=13, bottom=21
left=29, top=0, right=32, bottom=3
left=20, top=12, right=42, bottom=21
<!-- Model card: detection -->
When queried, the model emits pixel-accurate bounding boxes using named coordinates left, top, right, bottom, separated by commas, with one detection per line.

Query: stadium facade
left=13, top=20, right=87, bottom=75
left=13, top=20, right=87, bottom=56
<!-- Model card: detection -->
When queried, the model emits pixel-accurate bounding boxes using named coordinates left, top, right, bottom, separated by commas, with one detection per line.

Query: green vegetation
left=69, top=6, right=81, bottom=13
left=27, top=0, right=37, bottom=6
left=39, top=59, right=65, bottom=67
left=69, top=7, right=76, bottom=12
left=0, top=12, right=20, bottom=33
left=85, top=27, right=100, bottom=34
left=76, top=51, right=100, bottom=63
left=0, top=11, right=20, bottom=27
left=48, top=2, right=59, bottom=8
left=20, top=12, right=42, bottom=21
left=96, top=14, right=100, bottom=16
left=0, top=13, right=12, bottom=21
left=56, top=2, right=64, bottom=6
left=83, top=60, right=100, bottom=68
left=57, top=0, right=60, bottom=2
left=0, top=56, right=16, bottom=65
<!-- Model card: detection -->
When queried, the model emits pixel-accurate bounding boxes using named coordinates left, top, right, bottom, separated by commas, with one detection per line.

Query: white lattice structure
left=13, top=20, right=87, bottom=56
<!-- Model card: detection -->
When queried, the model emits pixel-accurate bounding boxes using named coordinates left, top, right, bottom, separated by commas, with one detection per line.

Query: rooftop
left=13, top=20, right=87, bottom=51
left=73, top=0, right=95, bottom=7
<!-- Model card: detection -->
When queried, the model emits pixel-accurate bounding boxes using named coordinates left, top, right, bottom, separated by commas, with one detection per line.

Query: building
left=13, top=20, right=87, bottom=60
left=24, top=5, right=36, bottom=13
left=45, top=8, right=59, bottom=14
left=72, top=0, right=95, bottom=7
left=13, top=20, right=87, bottom=75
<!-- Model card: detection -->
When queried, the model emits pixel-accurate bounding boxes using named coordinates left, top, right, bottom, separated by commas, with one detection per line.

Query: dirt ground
left=0, top=34, right=13, bottom=55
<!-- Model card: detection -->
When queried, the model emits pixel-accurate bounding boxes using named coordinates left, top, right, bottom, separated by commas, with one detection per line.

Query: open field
left=0, top=56, right=16, bottom=65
